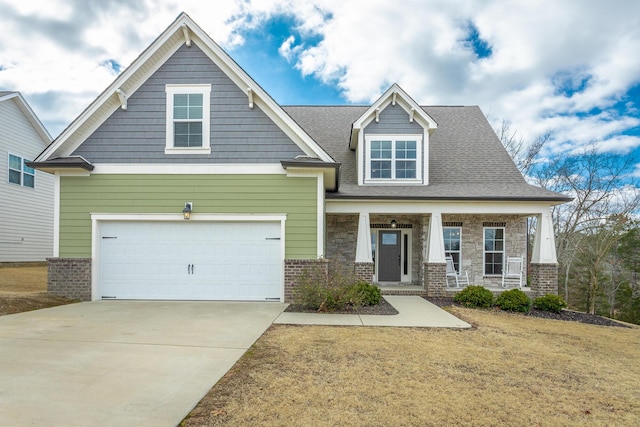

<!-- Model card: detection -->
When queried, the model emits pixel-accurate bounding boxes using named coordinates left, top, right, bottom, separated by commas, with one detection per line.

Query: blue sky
left=0, top=0, right=639, bottom=173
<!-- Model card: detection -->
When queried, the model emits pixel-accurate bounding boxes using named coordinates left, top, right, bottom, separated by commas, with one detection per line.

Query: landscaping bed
left=285, top=296, right=398, bottom=315
left=427, top=297, right=632, bottom=328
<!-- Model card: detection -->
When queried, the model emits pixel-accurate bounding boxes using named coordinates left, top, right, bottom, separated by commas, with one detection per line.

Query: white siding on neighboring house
left=0, top=95, right=54, bottom=262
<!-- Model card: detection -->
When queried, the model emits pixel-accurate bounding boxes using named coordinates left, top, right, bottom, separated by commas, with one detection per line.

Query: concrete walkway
left=275, top=296, right=471, bottom=328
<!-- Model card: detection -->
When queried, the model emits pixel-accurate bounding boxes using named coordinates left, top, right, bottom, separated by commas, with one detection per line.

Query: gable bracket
left=375, top=108, right=381, bottom=122
left=409, top=108, right=415, bottom=123
left=247, top=88, right=254, bottom=109
left=181, top=24, right=192, bottom=47
left=392, top=91, right=397, bottom=106
left=115, top=89, right=127, bottom=110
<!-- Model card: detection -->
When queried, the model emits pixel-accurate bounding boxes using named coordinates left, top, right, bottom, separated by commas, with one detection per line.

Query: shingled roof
left=283, top=105, right=569, bottom=202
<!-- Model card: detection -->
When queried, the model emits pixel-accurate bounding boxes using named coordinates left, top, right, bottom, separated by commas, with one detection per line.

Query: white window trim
left=443, top=226, right=462, bottom=272
left=165, top=84, right=211, bottom=155
left=483, top=226, right=505, bottom=276
left=7, top=153, right=35, bottom=188
left=364, top=134, right=422, bottom=184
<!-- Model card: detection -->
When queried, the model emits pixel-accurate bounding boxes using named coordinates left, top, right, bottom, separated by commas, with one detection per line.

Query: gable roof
left=284, top=105, right=570, bottom=202
left=349, top=84, right=438, bottom=149
left=35, top=12, right=333, bottom=164
left=0, top=91, right=52, bottom=145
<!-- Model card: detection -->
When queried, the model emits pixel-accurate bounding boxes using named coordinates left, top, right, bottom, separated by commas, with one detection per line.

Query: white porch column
left=426, top=212, right=446, bottom=263
left=531, top=208, right=557, bottom=264
left=355, top=212, right=373, bottom=262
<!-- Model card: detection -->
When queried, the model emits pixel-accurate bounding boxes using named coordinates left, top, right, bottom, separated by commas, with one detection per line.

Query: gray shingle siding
left=363, top=104, right=424, bottom=134
left=73, top=44, right=304, bottom=163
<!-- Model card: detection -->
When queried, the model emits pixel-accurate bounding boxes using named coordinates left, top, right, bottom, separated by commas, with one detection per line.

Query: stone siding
left=442, top=214, right=528, bottom=287
left=47, top=258, right=92, bottom=301
left=284, top=259, right=329, bottom=303
left=326, top=214, right=358, bottom=265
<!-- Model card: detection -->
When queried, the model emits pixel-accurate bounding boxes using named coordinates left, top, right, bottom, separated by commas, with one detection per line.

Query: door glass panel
left=382, top=233, right=397, bottom=245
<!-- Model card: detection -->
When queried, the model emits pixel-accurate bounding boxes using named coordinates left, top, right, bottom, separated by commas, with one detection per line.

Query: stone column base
left=47, top=258, right=92, bottom=301
left=530, top=263, right=558, bottom=297
left=423, top=262, right=447, bottom=297
left=284, top=259, right=329, bottom=303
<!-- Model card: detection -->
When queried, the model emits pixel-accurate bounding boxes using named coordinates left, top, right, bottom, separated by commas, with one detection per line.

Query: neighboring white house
left=0, top=91, right=54, bottom=262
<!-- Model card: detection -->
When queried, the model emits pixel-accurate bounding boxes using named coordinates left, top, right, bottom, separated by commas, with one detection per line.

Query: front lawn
left=182, top=306, right=640, bottom=426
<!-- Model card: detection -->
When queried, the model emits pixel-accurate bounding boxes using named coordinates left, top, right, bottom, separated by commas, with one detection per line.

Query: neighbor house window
left=165, top=84, right=211, bottom=154
left=443, top=227, right=461, bottom=272
left=484, top=227, right=505, bottom=275
left=365, top=135, right=422, bottom=182
left=8, top=154, right=35, bottom=188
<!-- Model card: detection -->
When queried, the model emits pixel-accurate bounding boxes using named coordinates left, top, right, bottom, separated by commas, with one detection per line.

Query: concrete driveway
left=0, top=300, right=286, bottom=427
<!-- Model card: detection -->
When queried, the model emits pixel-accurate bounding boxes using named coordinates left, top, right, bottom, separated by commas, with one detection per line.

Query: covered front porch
left=325, top=201, right=559, bottom=298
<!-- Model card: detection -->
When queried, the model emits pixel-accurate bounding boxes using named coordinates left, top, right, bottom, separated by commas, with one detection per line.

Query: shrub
left=351, top=281, right=382, bottom=306
left=454, top=285, right=494, bottom=308
left=533, top=294, right=568, bottom=313
left=495, top=289, right=531, bottom=312
left=293, top=262, right=381, bottom=312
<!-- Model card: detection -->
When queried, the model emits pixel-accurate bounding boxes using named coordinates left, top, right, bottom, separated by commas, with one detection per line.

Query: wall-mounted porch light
left=182, top=202, right=193, bottom=220
left=390, top=219, right=397, bottom=228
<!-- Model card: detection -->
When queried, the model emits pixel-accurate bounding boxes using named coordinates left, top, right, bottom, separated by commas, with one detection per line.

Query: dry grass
left=0, top=266, right=74, bottom=315
left=0, top=266, right=48, bottom=295
left=183, top=307, right=640, bottom=427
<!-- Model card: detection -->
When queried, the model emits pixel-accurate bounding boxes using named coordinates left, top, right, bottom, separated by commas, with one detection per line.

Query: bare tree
left=496, top=120, right=551, bottom=175
left=571, top=215, right=632, bottom=314
left=532, top=148, right=640, bottom=305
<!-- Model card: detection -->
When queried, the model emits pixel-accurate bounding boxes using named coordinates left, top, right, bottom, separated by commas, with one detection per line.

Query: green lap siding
left=59, top=174, right=318, bottom=258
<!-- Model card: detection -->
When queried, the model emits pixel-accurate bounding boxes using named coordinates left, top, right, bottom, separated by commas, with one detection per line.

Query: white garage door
left=99, top=221, right=282, bottom=301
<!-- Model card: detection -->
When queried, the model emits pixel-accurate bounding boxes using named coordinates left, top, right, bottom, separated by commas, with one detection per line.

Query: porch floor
left=377, top=284, right=533, bottom=297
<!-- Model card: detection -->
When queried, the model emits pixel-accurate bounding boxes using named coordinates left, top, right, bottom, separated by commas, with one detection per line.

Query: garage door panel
left=99, top=221, right=282, bottom=301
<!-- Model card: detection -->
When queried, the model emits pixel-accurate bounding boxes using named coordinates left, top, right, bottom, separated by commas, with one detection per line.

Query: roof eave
left=281, top=160, right=341, bottom=192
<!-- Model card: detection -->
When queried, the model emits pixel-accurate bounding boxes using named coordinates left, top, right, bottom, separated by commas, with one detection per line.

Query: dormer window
left=165, top=84, right=211, bottom=154
left=365, top=135, right=422, bottom=183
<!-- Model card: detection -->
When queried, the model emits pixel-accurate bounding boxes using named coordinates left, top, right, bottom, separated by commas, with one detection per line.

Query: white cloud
left=0, top=0, right=638, bottom=162
left=278, top=35, right=299, bottom=62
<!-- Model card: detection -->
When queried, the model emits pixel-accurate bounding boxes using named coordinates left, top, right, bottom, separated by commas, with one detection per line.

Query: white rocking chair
left=446, top=256, right=469, bottom=288
left=501, top=256, right=524, bottom=288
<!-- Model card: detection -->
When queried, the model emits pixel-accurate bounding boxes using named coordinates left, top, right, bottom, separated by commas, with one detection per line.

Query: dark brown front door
left=378, top=230, right=401, bottom=281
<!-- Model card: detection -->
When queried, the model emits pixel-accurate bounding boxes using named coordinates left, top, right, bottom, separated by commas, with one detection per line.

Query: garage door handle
left=187, top=264, right=194, bottom=274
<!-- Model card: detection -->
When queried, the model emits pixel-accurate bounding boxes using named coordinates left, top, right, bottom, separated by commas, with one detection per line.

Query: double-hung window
left=443, top=227, right=462, bottom=272
left=365, top=135, right=422, bottom=182
left=484, top=227, right=505, bottom=275
left=8, top=154, right=35, bottom=188
left=165, top=84, right=211, bottom=154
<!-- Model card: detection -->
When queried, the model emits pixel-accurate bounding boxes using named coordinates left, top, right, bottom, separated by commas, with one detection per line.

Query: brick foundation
left=354, top=262, right=374, bottom=283
left=47, top=258, right=92, bottom=301
left=530, top=263, right=558, bottom=297
left=424, top=262, right=447, bottom=297
left=284, top=259, right=329, bottom=303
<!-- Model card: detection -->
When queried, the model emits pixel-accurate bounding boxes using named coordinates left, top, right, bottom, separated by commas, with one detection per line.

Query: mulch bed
left=427, top=297, right=632, bottom=328
left=285, top=297, right=399, bottom=315
left=285, top=296, right=632, bottom=328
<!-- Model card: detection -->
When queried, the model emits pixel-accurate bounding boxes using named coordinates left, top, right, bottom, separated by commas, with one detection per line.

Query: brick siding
left=424, top=262, right=447, bottom=297
left=529, top=263, right=558, bottom=297
left=354, top=262, right=374, bottom=282
left=283, top=259, right=329, bottom=303
left=47, top=258, right=92, bottom=301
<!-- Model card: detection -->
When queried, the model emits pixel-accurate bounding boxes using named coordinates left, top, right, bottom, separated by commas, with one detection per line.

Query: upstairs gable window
left=165, top=84, right=211, bottom=154
left=365, top=135, right=422, bottom=183
left=8, top=154, right=35, bottom=188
